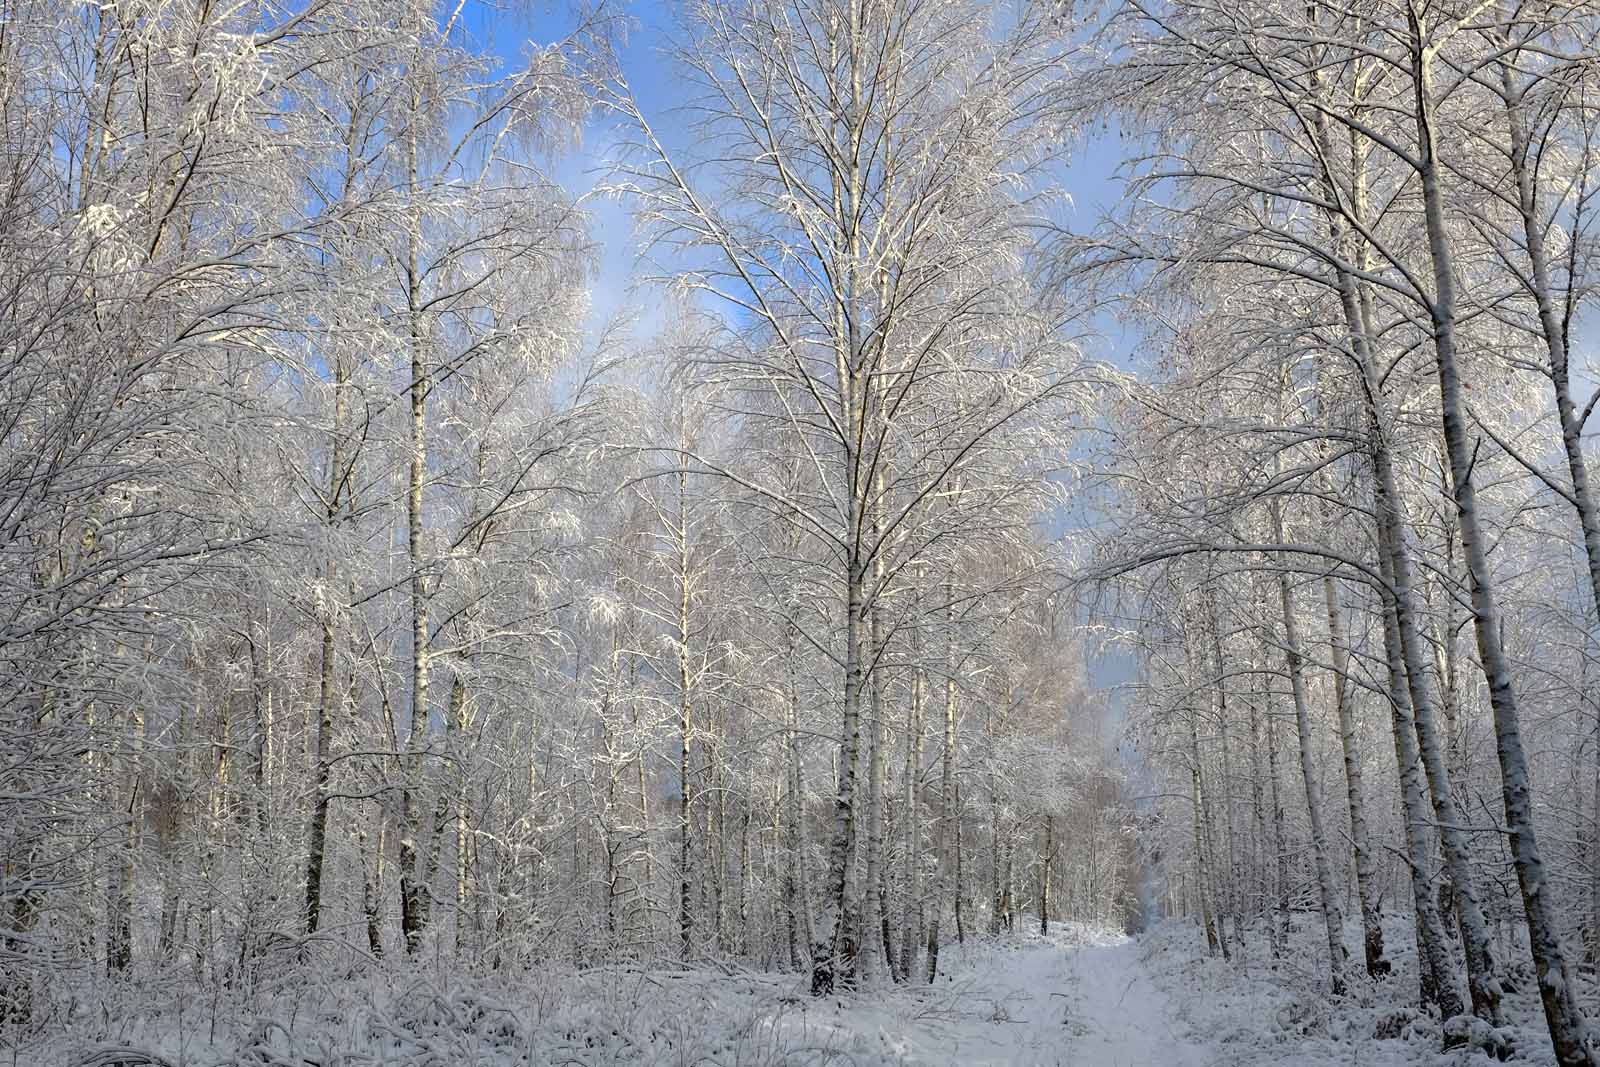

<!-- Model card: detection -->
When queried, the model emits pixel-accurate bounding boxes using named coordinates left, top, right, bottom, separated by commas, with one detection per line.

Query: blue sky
left=451, top=1, right=1600, bottom=741
left=459, top=1, right=1141, bottom=694
left=458, top=1, right=1134, bottom=349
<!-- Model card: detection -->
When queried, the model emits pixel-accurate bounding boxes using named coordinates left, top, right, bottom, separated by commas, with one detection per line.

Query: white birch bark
left=897, top=662, right=925, bottom=982
left=1408, top=18, right=1592, bottom=1056
left=1317, top=132, right=1500, bottom=1023
left=1272, top=500, right=1348, bottom=995
left=1323, top=576, right=1389, bottom=977
left=925, top=587, right=958, bottom=983
left=396, top=11, right=432, bottom=953
left=1374, top=511, right=1465, bottom=1019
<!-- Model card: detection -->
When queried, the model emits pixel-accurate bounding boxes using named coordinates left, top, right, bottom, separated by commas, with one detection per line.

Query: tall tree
left=612, top=0, right=1088, bottom=993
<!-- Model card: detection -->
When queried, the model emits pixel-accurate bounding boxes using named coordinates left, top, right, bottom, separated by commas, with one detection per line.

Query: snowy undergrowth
left=39, top=917, right=1591, bottom=1066
left=33, top=923, right=1126, bottom=1067
left=38, top=963, right=929, bottom=1066
left=1140, top=913, right=1599, bottom=1066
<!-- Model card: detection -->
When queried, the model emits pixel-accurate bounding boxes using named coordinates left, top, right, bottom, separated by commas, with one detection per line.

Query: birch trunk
left=784, top=642, right=812, bottom=971
left=1592, top=728, right=1599, bottom=980
left=738, top=802, right=751, bottom=959
left=1264, top=667, right=1290, bottom=956
left=1039, top=815, right=1053, bottom=937
left=676, top=466, right=697, bottom=964
left=107, top=699, right=142, bottom=974
left=1409, top=20, right=1592, bottom=1058
left=812, top=0, right=870, bottom=996
left=925, top=590, right=958, bottom=983
left=1002, top=841, right=1014, bottom=933
left=1272, top=499, right=1347, bottom=994
left=1375, top=513, right=1464, bottom=1018
left=453, top=672, right=471, bottom=956
left=1187, top=673, right=1220, bottom=958
left=990, top=775, right=1004, bottom=936
left=1303, top=61, right=1499, bottom=1016
left=1373, top=366, right=1502, bottom=1024
left=1245, top=683, right=1273, bottom=950
left=1208, top=596, right=1238, bottom=957
left=1324, top=577, right=1389, bottom=977
left=1587, top=726, right=1600, bottom=985
left=361, top=824, right=385, bottom=958
left=1323, top=167, right=1502, bottom=1025
left=898, top=663, right=925, bottom=982
left=1497, top=53, right=1600, bottom=639
left=813, top=557, right=865, bottom=994
left=860, top=556, right=886, bottom=978
left=955, top=775, right=966, bottom=945
left=712, top=744, right=727, bottom=955
left=1501, top=49, right=1600, bottom=1020
left=397, top=47, right=431, bottom=955
left=305, top=352, right=345, bottom=935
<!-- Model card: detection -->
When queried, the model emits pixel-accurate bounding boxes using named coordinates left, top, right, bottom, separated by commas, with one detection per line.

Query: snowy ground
left=774, top=925, right=1213, bottom=1066
left=33, top=917, right=1596, bottom=1065
left=925, top=928, right=1208, bottom=1065
left=1138, top=913, right=1598, bottom=1067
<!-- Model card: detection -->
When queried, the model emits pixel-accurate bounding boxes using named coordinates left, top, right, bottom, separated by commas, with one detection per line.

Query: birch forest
left=2, top=0, right=1599, bottom=1065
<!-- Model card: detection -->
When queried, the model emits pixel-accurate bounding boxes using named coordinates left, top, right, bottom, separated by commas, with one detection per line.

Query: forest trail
left=929, top=932, right=1210, bottom=1066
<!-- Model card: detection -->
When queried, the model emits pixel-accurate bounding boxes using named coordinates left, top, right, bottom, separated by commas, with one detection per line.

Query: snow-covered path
left=67, top=927, right=1219, bottom=1066
left=925, top=932, right=1210, bottom=1066
left=1051, top=937, right=1209, bottom=1066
